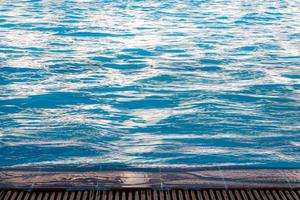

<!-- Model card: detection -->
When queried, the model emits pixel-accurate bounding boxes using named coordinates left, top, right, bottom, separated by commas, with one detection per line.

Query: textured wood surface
left=0, top=189, right=299, bottom=200
left=0, top=168, right=299, bottom=189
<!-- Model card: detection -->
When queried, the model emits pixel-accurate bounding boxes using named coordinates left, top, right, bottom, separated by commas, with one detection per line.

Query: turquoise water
left=0, top=0, right=299, bottom=168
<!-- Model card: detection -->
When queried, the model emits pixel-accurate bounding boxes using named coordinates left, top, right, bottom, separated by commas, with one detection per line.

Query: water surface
left=0, top=0, right=300, bottom=168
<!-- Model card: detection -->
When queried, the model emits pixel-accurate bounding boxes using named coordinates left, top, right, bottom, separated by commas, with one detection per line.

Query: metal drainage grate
left=0, top=189, right=300, bottom=200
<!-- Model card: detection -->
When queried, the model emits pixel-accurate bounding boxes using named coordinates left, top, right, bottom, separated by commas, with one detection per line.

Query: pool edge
left=1, top=168, right=299, bottom=190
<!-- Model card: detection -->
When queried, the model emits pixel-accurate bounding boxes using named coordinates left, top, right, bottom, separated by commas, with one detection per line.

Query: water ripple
left=0, top=0, right=299, bottom=168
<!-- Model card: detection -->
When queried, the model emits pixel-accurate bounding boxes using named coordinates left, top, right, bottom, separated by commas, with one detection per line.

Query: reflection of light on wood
left=0, top=168, right=299, bottom=189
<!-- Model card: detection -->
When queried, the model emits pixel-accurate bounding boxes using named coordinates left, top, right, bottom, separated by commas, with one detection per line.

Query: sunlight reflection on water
left=0, top=0, right=299, bottom=168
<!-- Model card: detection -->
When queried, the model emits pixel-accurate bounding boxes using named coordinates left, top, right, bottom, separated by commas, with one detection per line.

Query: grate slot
left=1, top=189, right=300, bottom=200
left=215, top=190, right=223, bottom=200
left=165, top=191, right=171, bottom=200
left=227, top=190, right=236, bottom=200
left=201, top=190, right=209, bottom=200
left=278, top=191, right=288, bottom=200
left=283, top=191, right=295, bottom=200
left=265, top=190, right=275, bottom=200
left=221, top=190, right=230, bottom=200
left=288, top=190, right=299, bottom=200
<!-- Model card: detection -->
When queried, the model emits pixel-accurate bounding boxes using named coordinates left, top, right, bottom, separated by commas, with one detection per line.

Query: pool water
left=0, top=0, right=299, bottom=168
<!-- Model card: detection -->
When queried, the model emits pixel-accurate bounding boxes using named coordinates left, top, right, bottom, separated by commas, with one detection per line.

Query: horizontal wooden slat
left=1, top=169, right=300, bottom=189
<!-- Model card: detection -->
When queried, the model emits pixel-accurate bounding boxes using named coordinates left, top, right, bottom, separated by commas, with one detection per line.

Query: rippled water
left=0, top=0, right=300, bottom=168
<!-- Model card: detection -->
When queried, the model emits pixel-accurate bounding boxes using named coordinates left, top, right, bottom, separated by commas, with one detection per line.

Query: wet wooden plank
left=141, top=190, right=146, bottom=200
left=227, top=190, right=236, bottom=200
left=10, top=191, right=18, bottom=200
left=57, top=191, right=63, bottom=200
left=153, top=190, right=158, bottom=200
left=253, top=190, right=263, bottom=200
left=94, top=191, right=102, bottom=200
left=222, top=190, right=230, bottom=200
left=108, top=191, right=114, bottom=200
left=210, top=190, right=217, bottom=200
left=115, top=191, right=120, bottom=200
left=69, top=192, right=76, bottom=200
left=62, top=191, right=69, bottom=200
left=265, top=190, right=275, bottom=200
left=36, top=192, right=44, bottom=200
left=178, top=190, right=184, bottom=200
left=121, top=191, right=126, bottom=200
left=42, top=192, right=49, bottom=200
left=146, top=190, right=152, bottom=200
left=30, top=192, right=37, bottom=200
left=160, top=191, right=164, bottom=200
left=258, top=190, right=269, bottom=200
left=278, top=190, right=288, bottom=200
left=240, top=190, right=250, bottom=200
left=190, top=190, right=197, bottom=200
left=165, top=190, right=171, bottom=200
left=172, top=190, right=178, bottom=200
left=128, top=191, right=133, bottom=200
left=234, top=190, right=242, bottom=200
left=245, top=190, right=256, bottom=200
left=103, top=191, right=108, bottom=200
left=215, top=190, right=223, bottom=200
left=272, top=190, right=282, bottom=200
left=197, top=190, right=204, bottom=200
left=48, top=192, right=55, bottom=200
left=16, top=191, right=24, bottom=200
left=76, top=191, right=82, bottom=200
left=135, top=191, right=139, bottom=200
left=3, top=191, right=11, bottom=200
left=288, top=190, right=299, bottom=200
left=2, top=169, right=299, bottom=189
left=23, top=192, right=31, bottom=200
left=82, top=191, right=89, bottom=200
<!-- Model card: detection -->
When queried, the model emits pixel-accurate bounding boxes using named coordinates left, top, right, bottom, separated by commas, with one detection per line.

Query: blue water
left=0, top=0, right=299, bottom=169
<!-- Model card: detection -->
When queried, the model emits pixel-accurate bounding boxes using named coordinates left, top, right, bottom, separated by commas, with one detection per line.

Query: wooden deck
left=1, top=167, right=300, bottom=200
left=1, top=189, right=300, bottom=200
left=1, top=167, right=300, bottom=190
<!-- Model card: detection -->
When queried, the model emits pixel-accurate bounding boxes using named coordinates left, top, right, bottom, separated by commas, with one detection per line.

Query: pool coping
left=1, top=167, right=299, bottom=190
